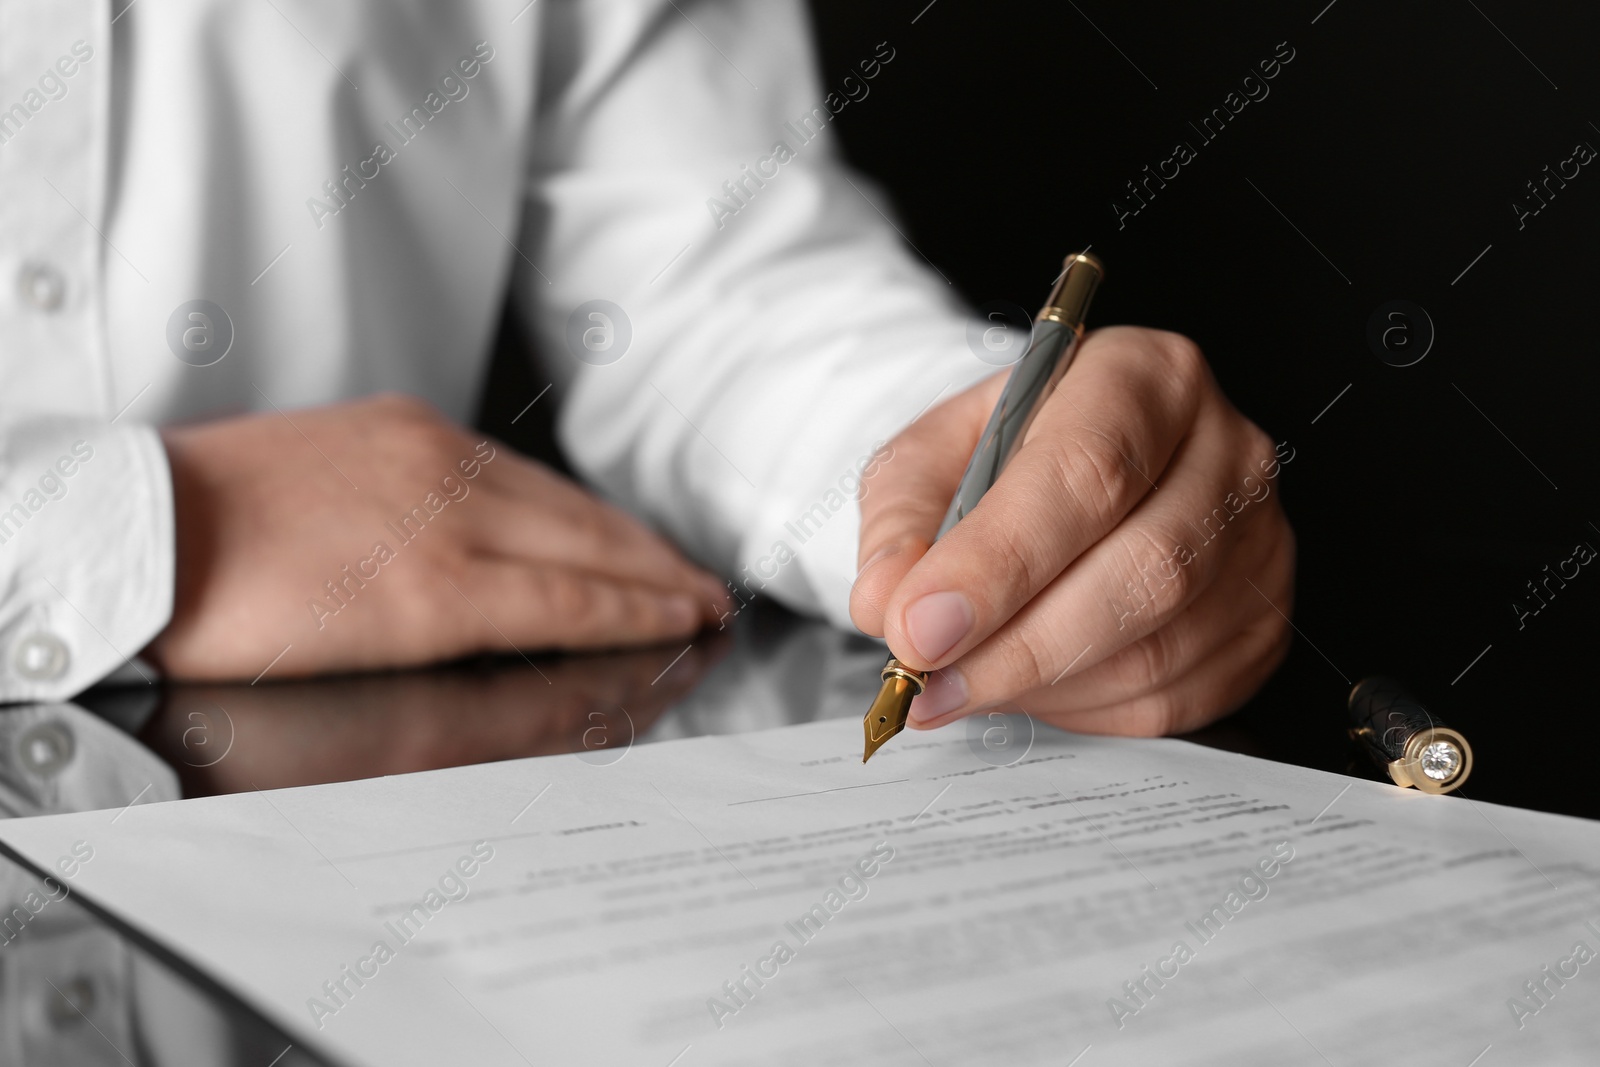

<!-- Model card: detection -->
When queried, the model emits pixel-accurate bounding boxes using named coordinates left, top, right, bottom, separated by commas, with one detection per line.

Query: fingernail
left=856, top=543, right=902, bottom=580
left=904, top=590, right=974, bottom=663
left=908, top=669, right=968, bottom=725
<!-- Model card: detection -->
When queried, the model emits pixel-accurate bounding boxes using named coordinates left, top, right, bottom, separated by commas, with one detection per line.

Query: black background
left=486, top=0, right=1600, bottom=818
left=809, top=0, right=1600, bottom=818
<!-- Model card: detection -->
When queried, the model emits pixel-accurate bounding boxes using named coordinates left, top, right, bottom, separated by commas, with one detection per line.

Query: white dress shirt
left=0, top=0, right=992, bottom=702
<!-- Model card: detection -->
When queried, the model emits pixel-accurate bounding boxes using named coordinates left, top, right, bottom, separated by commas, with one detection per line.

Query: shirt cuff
left=0, top=420, right=174, bottom=702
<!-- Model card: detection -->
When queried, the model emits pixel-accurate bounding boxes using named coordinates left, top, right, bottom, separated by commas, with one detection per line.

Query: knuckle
left=1116, top=626, right=1181, bottom=696
left=578, top=502, right=636, bottom=558
left=385, top=397, right=464, bottom=463
left=546, top=572, right=597, bottom=631
left=516, top=569, right=596, bottom=642
left=1141, top=332, right=1208, bottom=416
left=1123, top=689, right=1185, bottom=737
left=1156, top=331, right=1207, bottom=388
left=974, top=516, right=1056, bottom=615
left=1113, top=525, right=1195, bottom=622
left=1242, top=423, right=1277, bottom=478
left=420, top=419, right=464, bottom=458
left=997, top=624, right=1058, bottom=693
left=386, top=420, right=459, bottom=472
left=1050, top=428, right=1142, bottom=529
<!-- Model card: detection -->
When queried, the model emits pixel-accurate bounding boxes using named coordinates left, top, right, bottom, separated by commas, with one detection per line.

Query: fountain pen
left=862, top=251, right=1105, bottom=763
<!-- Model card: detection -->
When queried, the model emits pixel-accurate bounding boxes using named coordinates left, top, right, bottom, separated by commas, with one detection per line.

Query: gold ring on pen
left=880, top=659, right=927, bottom=694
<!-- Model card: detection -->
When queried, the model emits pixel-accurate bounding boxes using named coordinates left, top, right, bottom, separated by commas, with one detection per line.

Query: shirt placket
left=0, top=0, right=111, bottom=421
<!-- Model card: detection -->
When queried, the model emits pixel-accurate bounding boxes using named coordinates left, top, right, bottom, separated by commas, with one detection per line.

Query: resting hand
left=147, top=394, right=726, bottom=680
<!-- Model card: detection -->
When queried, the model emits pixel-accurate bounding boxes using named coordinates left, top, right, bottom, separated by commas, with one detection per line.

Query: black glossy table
left=0, top=602, right=1583, bottom=1065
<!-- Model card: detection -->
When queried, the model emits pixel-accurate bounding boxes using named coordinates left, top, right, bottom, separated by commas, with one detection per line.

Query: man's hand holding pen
left=850, top=326, right=1297, bottom=738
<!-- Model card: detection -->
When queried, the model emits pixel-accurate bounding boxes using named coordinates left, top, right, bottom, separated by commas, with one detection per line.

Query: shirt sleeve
left=517, top=0, right=995, bottom=630
left=0, top=418, right=173, bottom=702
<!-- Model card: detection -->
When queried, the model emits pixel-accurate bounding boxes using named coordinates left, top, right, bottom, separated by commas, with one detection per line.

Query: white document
left=2, top=716, right=1598, bottom=1066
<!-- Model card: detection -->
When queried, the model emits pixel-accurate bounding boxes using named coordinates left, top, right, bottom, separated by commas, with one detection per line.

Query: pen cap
left=1039, top=252, right=1105, bottom=329
left=1347, top=677, right=1472, bottom=794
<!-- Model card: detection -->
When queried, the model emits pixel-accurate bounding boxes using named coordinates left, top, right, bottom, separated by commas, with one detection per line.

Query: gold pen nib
left=861, top=659, right=926, bottom=763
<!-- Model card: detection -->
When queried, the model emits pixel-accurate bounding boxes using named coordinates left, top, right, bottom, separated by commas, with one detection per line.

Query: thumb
left=849, top=371, right=1006, bottom=640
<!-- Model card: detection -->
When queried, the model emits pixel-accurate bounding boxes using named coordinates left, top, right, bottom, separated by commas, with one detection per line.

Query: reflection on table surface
left=0, top=706, right=326, bottom=1065
left=129, top=603, right=896, bottom=797
left=2, top=599, right=1311, bottom=826
left=0, top=604, right=898, bottom=1067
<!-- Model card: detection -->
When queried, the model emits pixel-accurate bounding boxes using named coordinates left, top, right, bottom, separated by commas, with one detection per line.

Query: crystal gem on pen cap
left=1346, top=677, right=1473, bottom=795
left=1392, top=726, right=1472, bottom=794
left=1418, top=740, right=1461, bottom=782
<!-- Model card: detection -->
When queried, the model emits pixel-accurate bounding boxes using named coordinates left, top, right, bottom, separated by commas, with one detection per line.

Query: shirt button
left=18, top=261, right=67, bottom=312
left=13, top=632, right=70, bottom=681
left=17, top=720, right=76, bottom=776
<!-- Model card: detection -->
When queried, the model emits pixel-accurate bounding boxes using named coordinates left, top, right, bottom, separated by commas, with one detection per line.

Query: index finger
left=880, top=327, right=1206, bottom=672
left=849, top=372, right=1006, bottom=637
left=476, top=451, right=730, bottom=613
